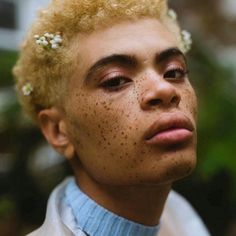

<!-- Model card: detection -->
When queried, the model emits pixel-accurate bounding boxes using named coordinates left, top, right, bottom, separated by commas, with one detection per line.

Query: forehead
left=72, top=18, right=179, bottom=69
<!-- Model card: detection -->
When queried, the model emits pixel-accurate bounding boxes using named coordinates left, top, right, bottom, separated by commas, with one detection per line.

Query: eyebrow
left=84, top=54, right=138, bottom=82
left=84, top=47, right=186, bottom=81
left=156, top=47, right=186, bottom=64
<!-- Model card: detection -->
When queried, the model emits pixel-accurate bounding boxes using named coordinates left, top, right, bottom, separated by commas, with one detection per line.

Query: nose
left=140, top=74, right=181, bottom=110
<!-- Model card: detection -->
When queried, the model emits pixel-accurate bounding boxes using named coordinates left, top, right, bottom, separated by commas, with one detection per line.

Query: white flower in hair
left=181, top=30, right=193, bottom=52
left=22, top=82, right=33, bottom=96
left=54, top=35, right=62, bottom=43
left=34, top=32, right=62, bottom=50
left=168, top=9, right=177, bottom=20
left=51, top=43, right=59, bottom=49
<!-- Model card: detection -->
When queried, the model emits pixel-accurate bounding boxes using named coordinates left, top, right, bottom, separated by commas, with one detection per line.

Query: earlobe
left=38, top=107, right=75, bottom=160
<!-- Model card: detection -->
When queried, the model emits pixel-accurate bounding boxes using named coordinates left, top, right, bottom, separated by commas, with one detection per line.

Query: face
left=64, top=18, right=197, bottom=186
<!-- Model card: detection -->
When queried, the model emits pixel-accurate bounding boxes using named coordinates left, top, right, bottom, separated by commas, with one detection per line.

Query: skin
left=39, top=18, right=197, bottom=226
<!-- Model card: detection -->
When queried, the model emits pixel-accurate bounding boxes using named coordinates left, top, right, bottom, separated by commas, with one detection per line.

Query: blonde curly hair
left=13, top=0, right=184, bottom=122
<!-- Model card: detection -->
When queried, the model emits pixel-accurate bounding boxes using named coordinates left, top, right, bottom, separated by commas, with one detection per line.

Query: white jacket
left=28, top=178, right=210, bottom=236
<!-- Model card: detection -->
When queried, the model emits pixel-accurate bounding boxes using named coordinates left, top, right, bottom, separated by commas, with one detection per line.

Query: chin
left=135, top=148, right=197, bottom=186
left=160, top=152, right=197, bottom=185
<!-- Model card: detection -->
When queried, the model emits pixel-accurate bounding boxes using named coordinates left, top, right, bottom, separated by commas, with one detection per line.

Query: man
left=13, top=0, right=210, bottom=235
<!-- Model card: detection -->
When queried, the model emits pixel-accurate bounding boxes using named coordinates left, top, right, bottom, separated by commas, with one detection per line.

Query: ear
left=38, top=107, right=75, bottom=160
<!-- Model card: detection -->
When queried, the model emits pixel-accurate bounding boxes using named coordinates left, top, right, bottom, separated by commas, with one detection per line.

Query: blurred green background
left=0, top=0, right=236, bottom=235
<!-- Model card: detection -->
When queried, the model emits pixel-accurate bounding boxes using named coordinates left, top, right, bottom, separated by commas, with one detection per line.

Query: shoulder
left=26, top=177, right=85, bottom=236
left=159, top=190, right=211, bottom=236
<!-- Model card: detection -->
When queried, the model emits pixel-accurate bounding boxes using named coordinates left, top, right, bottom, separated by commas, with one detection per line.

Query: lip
left=144, top=112, right=195, bottom=146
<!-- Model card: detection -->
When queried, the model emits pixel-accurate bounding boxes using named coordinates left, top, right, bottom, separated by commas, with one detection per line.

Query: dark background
left=0, top=0, right=236, bottom=235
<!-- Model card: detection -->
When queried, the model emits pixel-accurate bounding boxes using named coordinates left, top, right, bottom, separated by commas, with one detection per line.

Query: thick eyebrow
left=156, top=47, right=187, bottom=64
left=84, top=54, right=138, bottom=82
left=84, top=47, right=186, bottom=82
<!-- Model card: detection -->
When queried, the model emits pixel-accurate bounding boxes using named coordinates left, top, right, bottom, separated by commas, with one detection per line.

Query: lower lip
left=146, top=128, right=193, bottom=146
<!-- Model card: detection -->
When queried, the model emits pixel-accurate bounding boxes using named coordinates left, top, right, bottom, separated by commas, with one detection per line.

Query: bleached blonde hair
left=13, top=0, right=183, bottom=122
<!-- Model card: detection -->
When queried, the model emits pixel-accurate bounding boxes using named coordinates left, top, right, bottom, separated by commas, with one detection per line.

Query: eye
left=164, top=68, right=188, bottom=81
left=100, top=76, right=132, bottom=91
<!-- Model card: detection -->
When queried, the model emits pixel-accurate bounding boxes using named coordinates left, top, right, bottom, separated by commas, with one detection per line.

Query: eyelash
left=163, top=68, right=189, bottom=80
left=99, top=67, right=188, bottom=91
left=100, top=76, right=132, bottom=91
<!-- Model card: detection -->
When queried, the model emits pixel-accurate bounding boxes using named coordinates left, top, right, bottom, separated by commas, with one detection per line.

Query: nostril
left=148, top=99, right=162, bottom=106
left=171, top=96, right=180, bottom=105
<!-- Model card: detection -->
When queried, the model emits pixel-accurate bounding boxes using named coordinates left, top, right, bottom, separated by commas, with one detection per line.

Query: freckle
left=133, top=142, right=137, bottom=146
left=128, top=175, right=134, bottom=179
left=120, top=143, right=124, bottom=146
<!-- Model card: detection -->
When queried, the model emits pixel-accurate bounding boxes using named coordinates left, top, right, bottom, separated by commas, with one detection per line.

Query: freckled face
left=65, top=18, right=197, bottom=186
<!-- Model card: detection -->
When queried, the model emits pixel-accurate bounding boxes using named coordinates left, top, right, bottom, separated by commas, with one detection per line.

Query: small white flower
left=54, top=37, right=62, bottom=43
left=181, top=30, right=192, bottom=52
left=182, top=30, right=191, bottom=41
left=51, top=43, right=59, bottom=49
left=44, top=32, right=50, bottom=37
left=168, top=9, right=177, bottom=20
left=22, top=83, right=33, bottom=96
left=39, top=36, right=46, bottom=41
left=50, top=39, right=56, bottom=44
left=34, top=32, right=62, bottom=50
left=36, top=39, right=41, bottom=45
left=49, top=34, right=54, bottom=39
left=42, top=40, right=49, bottom=46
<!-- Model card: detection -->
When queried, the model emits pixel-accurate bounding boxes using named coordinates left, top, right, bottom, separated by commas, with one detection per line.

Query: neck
left=74, top=168, right=171, bottom=226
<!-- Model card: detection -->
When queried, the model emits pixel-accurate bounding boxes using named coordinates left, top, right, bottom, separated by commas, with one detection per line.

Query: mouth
left=144, top=112, right=195, bottom=146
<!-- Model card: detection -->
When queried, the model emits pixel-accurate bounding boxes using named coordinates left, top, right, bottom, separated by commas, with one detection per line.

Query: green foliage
left=189, top=39, right=236, bottom=196
left=0, top=196, right=16, bottom=219
left=0, top=50, right=18, bottom=87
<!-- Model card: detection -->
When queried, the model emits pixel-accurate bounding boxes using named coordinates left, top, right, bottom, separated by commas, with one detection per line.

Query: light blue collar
left=65, top=179, right=160, bottom=236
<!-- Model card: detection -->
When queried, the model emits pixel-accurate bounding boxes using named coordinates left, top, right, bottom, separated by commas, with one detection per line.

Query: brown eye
left=100, top=76, right=131, bottom=91
left=164, top=68, right=188, bottom=80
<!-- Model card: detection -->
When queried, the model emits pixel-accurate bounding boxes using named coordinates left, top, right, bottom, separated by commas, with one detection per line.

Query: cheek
left=67, top=89, right=140, bottom=146
left=180, top=86, right=198, bottom=119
